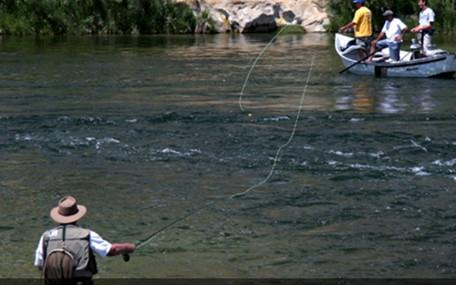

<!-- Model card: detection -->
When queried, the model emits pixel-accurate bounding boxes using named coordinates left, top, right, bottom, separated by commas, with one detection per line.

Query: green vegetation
left=327, top=0, right=456, bottom=34
left=2, top=0, right=454, bottom=36
left=280, top=24, right=306, bottom=35
left=194, top=10, right=218, bottom=34
left=0, top=0, right=198, bottom=35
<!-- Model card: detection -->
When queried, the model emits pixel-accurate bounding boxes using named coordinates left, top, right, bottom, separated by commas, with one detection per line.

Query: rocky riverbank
left=177, top=0, right=329, bottom=33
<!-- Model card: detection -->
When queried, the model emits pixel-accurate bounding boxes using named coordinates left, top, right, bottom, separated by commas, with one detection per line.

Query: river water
left=0, top=33, right=455, bottom=278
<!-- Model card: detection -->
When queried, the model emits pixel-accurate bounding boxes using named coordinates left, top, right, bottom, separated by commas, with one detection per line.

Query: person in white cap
left=367, top=10, right=408, bottom=63
left=34, top=196, right=136, bottom=285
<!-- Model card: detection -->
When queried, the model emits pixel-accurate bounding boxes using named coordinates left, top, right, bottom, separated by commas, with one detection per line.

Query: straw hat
left=50, top=196, right=87, bottom=224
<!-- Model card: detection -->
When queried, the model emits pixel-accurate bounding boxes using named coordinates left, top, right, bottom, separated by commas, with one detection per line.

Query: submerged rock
left=177, top=0, right=329, bottom=33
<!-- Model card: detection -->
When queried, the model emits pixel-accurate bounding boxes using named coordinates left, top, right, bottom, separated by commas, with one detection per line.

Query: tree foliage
left=0, top=0, right=197, bottom=35
left=2, top=0, right=455, bottom=35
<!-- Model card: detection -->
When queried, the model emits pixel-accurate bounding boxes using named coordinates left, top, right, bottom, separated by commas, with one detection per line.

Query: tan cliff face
left=176, top=0, right=329, bottom=33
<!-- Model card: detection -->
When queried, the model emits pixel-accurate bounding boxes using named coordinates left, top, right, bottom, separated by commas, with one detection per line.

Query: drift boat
left=335, top=33, right=456, bottom=78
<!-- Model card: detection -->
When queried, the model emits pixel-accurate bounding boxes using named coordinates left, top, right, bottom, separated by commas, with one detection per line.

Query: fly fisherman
left=411, top=0, right=435, bottom=55
left=34, top=196, right=136, bottom=285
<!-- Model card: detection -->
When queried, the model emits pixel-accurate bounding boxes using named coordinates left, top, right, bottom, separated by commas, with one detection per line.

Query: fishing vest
left=43, top=224, right=98, bottom=278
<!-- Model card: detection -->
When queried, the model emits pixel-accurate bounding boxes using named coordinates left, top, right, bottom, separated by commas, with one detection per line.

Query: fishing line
left=126, top=29, right=315, bottom=259
left=239, top=26, right=289, bottom=112
left=231, top=53, right=315, bottom=199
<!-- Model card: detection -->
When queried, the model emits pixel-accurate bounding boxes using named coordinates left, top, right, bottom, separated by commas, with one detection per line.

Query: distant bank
left=0, top=0, right=454, bottom=35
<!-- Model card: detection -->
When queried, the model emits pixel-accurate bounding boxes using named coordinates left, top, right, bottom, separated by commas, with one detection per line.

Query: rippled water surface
left=1, top=34, right=456, bottom=278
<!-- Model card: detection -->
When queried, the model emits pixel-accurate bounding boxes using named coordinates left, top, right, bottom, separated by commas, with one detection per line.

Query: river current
left=0, top=33, right=455, bottom=278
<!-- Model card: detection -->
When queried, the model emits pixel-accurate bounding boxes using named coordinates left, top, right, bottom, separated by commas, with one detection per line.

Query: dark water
left=0, top=33, right=456, bottom=278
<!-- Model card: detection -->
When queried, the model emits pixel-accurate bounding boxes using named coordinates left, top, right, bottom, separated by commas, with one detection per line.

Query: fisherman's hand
left=120, top=243, right=136, bottom=262
left=123, top=243, right=136, bottom=254
left=108, top=242, right=136, bottom=256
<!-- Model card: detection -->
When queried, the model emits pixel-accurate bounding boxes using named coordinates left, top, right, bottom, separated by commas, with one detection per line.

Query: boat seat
left=340, top=44, right=364, bottom=55
left=372, top=54, right=388, bottom=62
left=425, top=49, right=447, bottom=56
left=399, top=52, right=413, bottom=61
left=372, top=50, right=413, bottom=63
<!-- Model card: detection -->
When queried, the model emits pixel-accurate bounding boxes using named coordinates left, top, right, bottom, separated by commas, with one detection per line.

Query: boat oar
left=339, top=50, right=377, bottom=74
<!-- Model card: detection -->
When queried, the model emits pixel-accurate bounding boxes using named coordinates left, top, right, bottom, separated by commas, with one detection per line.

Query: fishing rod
left=123, top=199, right=216, bottom=262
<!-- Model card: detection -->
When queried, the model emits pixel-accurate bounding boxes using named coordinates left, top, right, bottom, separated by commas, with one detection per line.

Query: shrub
left=0, top=0, right=197, bottom=35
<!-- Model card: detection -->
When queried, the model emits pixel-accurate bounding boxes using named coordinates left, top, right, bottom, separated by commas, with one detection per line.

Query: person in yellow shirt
left=339, top=0, right=373, bottom=48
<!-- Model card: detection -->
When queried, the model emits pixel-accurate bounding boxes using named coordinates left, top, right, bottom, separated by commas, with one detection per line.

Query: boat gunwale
left=371, top=54, right=449, bottom=68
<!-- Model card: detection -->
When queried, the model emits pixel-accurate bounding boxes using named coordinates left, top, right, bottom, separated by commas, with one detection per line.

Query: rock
left=177, top=0, right=329, bottom=33
left=282, top=10, right=296, bottom=23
